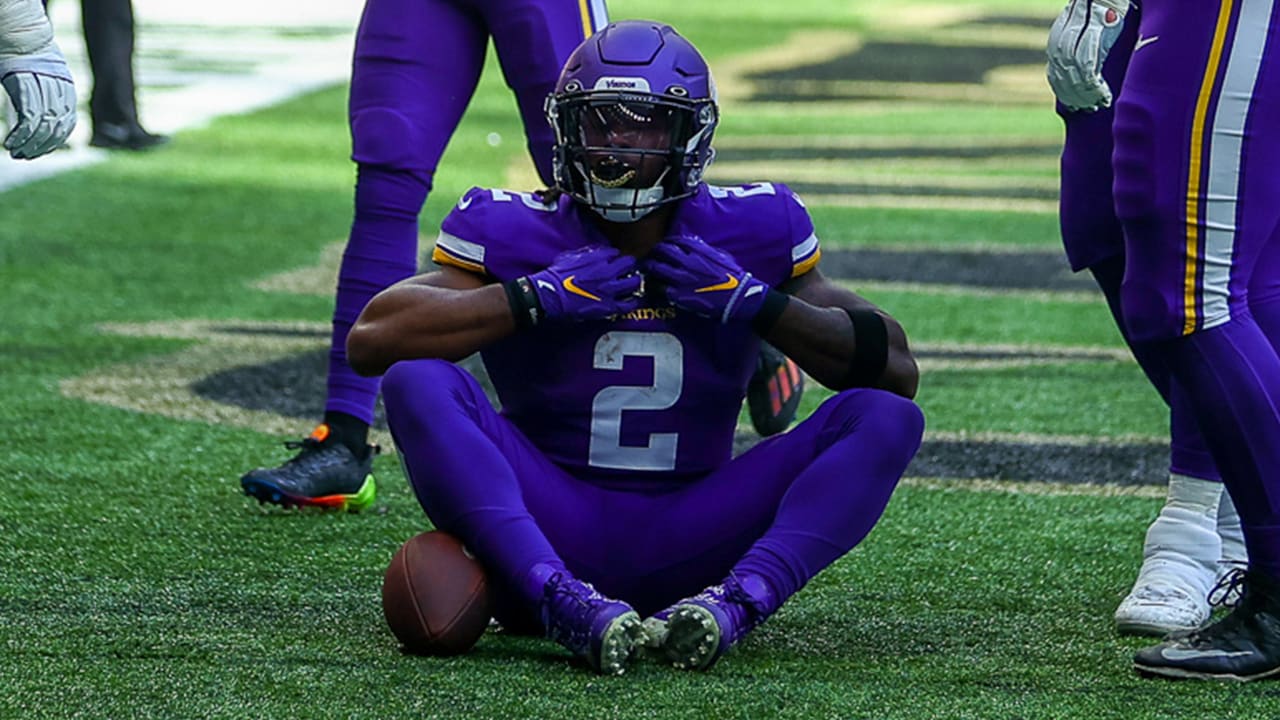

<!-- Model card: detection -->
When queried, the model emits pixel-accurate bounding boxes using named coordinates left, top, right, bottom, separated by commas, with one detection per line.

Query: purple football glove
left=644, top=234, right=771, bottom=323
left=525, top=245, right=643, bottom=322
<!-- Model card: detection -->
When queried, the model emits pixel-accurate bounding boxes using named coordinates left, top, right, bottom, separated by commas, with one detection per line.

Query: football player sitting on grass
left=345, top=20, right=924, bottom=674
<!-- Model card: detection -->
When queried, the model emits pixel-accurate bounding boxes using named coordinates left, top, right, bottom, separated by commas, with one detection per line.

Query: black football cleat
left=240, top=424, right=378, bottom=511
left=89, top=122, right=170, bottom=151
left=746, top=342, right=804, bottom=437
left=1133, top=569, right=1280, bottom=682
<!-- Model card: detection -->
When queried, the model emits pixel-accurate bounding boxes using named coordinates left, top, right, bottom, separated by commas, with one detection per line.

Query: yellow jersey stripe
left=577, top=0, right=593, bottom=39
left=791, top=248, right=822, bottom=278
left=431, top=246, right=485, bottom=275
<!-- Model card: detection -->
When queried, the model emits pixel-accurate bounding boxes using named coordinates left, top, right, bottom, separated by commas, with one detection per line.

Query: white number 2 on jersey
left=588, top=331, right=683, bottom=471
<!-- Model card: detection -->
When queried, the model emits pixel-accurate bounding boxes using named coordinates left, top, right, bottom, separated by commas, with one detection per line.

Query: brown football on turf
left=382, top=530, right=491, bottom=656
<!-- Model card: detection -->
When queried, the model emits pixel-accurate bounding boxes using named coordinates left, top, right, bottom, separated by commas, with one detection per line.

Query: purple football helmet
left=546, top=20, right=718, bottom=222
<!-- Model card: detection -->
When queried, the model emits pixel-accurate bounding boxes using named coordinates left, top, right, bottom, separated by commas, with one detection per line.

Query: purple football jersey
left=432, top=183, right=820, bottom=481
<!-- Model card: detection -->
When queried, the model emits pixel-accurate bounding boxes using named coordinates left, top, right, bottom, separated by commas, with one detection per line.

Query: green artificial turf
left=5, top=1, right=1276, bottom=718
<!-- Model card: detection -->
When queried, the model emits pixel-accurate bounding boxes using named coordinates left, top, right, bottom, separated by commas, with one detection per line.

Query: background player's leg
left=1090, top=255, right=1225, bottom=634
left=79, top=0, right=132, bottom=129
left=1116, top=0, right=1280, bottom=680
left=240, top=0, right=489, bottom=509
left=381, top=359, right=645, bottom=673
left=329, top=0, right=487, bottom=431
left=1057, top=10, right=1226, bottom=633
left=488, top=0, right=607, bottom=186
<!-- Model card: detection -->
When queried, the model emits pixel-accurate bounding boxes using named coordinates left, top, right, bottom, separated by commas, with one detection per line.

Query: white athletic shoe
left=1114, top=581, right=1210, bottom=636
left=1114, top=474, right=1222, bottom=636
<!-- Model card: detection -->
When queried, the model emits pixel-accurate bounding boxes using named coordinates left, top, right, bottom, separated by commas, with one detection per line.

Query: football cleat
left=652, top=575, right=772, bottom=670
left=240, top=424, right=378, bottom=511
left=540, top=571, right=646, bottom=675
left=1115, top=583, right=1210, bottom=636
left=1134, top=570, right=1280, bottom=682
left=746, top=343, right=804, bottom=437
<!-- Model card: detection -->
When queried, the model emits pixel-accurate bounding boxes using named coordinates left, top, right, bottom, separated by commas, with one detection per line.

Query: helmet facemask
left=549, top=87, right=717, bottom=223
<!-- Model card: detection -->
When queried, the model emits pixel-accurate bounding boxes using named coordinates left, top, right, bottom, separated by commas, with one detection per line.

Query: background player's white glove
left=1046, top=0, right=1129, bottom=112
left=0, top=0, right=77, bottom=159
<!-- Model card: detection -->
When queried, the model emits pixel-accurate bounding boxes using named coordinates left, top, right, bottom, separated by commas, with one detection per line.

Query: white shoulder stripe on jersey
left=792, top=232, right=820, bottom=262
left=436, top=231, right=486, bottom=264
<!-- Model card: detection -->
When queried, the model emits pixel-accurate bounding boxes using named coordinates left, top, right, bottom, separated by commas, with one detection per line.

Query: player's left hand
left=1046, top=0, right=1129, bottom=112
left=644, top=234, right=771, bottom=324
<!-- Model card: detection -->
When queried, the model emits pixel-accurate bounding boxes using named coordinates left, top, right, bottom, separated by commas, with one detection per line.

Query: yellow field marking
left=800, top=193, right=1057, bottom=213
left=59, top=320, right=394, bottom=448
left=902, top=476, right=1165, bottom=498
left=923, top=428, right=1164, bottom=446
left=911, top=340, right=1135, bottom=372
left=504, top=154, right=543, bottom=192
left=926, top=25, right=1058, bottom=49
left=250, top=240, right=345, bottom=296
left=834, top=278, right=1104, bottom=305
left=250, top=238, right=433, bottom=297
left=748, top=77, right=1050, bottom=105
left=710, top=162, right=1058, bottom=189
left=712, top=135, right=1058, bottom=150
left=849, top=4, right=985, bottom=32
left=841, top=242, right=1072, bottom=255
left=713, top=30, right=867, bottom=103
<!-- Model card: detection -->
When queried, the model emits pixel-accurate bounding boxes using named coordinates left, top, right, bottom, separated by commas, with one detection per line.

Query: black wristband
left=844, top=308, right=889, bottom=387
left=503, top=277, right=542, bottom=329
left=751, top=289, right=791, bottom=336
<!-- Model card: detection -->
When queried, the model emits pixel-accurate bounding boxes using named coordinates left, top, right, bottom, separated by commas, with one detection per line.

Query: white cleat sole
left=594, top=612, right=645, bottom=675
left=661, top=605, right=722, bottom=671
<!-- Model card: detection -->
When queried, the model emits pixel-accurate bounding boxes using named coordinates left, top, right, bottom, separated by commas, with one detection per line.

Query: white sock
left=1216, top=489, right=1248, bottom=577
left=1131, top=473, right=1222, bottom=597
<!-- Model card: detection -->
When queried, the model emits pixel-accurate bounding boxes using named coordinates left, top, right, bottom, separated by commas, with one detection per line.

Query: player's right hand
left=1046, top=0, right=1128, bottom=112
left=524, top=245, right=643, bottom=322
left=2, top=70, right=76, bottom=159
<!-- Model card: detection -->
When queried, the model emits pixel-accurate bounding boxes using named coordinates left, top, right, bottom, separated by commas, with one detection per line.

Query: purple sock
left=1161, top=316, right=1280, bottom=578
left=1089, top=256, right=1220, bottom=481
left=325, top=166, right=428, bottom=424
left=731, top=391, right=924, bottom=613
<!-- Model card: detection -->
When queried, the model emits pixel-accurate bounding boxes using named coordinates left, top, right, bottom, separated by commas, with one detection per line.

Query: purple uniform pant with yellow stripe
left=382, top=359, right=923, bottom=621
left=1059, top=7, right=1220, bottom=481
left=1110, top=0, right=1280, bottom=576
left=325, top=0, right=607, bottom=425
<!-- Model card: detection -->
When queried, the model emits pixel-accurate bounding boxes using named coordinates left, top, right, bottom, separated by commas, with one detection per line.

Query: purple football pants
left=325, top=0, right=606, bottom=424
left=1059, top=6, right=1221, bottom=482
left=1063, top=0, right=1280, bottom=576
left=382, top=359, right=924, bottom=621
